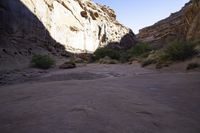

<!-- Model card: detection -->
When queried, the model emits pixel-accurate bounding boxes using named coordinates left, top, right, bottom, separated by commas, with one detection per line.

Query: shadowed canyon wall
left=0, top=0, right=69, bottom=71
left=137, top=0, right=200, bottom=46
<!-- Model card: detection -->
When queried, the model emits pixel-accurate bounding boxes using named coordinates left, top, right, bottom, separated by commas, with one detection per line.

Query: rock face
left=1, top=0, right=133, bottom=53
left=0, top=0, right=135, bottom=71
left=137, top=0, right=200, bottom=46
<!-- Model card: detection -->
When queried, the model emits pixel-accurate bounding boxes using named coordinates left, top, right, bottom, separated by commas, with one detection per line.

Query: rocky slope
left=137, top=0, right=200, bottom=46
left=0, top=0, right=135, bottom=71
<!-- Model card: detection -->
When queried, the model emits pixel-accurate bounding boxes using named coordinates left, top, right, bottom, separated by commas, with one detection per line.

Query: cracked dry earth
left=0, top=64, right=200, bottom=133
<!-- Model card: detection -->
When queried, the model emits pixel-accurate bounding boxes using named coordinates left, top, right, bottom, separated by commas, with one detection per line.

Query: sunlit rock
left=20, top=0, right=132, bottom=53
left=137, top=0, right=200, bottom=46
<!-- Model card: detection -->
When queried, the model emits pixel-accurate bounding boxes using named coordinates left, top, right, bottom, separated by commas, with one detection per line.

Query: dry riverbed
left=0, top=63, right=200, bottom=133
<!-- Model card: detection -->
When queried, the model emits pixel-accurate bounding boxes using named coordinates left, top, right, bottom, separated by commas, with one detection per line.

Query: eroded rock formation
left=0, top=0, right=135, bottom=71
left=2, top=0, right=132, bottom=53
left=137, top=0, right=200, bottom=46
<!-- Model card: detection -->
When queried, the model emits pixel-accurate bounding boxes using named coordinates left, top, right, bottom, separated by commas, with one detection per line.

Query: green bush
left=164, top=41, right=195, bottom=61
left=119, top=52, right=130, bottom=63
left=31, top=55, right=55, bottom=69
left=94, top=47, right=120, bottom=60
left=128, top=43, right=152, bottom=57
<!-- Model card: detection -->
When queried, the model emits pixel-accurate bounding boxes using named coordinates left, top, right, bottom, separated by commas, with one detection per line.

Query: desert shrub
left=128, top=43, right=152, bottom=57
left=141, top=59, right=156, bottom=67
left=119, top=52, right=130, bottom=63
left=186, top=62, right=200, bottom=70
left=147, top=50, right=165, bottom=61
left=164, top=41, right=195, bottom=61
left=94, top=47, right=120, bottom=60
left=31, top=55, right=55, bottom=69
left=157, top=51, right=169, bottom=62
left=99, top=56, right=119, bottom=64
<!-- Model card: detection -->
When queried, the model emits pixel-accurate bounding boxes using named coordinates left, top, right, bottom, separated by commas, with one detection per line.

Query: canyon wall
left=0, top=0, right=135, bottom=70
left=23, top=0, right=134, bottom=53
left=137, top=0, right=200, bottom=46
left=1, top=0, right=133, bottom=53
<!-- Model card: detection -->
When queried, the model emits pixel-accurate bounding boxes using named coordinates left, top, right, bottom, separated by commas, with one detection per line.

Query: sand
left=0, top=63, right=200, bottom=133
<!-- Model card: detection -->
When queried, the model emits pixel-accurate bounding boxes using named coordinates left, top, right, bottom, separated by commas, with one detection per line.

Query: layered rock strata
left=137, top=0, right=200, bottom=45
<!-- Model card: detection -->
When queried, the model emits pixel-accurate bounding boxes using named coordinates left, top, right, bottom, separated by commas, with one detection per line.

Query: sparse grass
left=31, top=55, right=55, bottom=69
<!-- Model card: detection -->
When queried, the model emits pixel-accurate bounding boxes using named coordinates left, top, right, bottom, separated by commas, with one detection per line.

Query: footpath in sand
left=0, top=64, right=200, bottom=133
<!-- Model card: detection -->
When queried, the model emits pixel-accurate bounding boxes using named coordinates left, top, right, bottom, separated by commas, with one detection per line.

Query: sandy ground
left=0, top=63, right=200, bottom=133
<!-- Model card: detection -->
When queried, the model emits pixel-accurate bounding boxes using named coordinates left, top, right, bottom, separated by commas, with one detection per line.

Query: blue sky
left=93, top=0, right=189, bottom=34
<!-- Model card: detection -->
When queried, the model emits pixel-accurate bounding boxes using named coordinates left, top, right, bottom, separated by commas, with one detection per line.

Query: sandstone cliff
left=137, top=0, right=200, bottom=46
left=0, top=0, right=135, bottom=70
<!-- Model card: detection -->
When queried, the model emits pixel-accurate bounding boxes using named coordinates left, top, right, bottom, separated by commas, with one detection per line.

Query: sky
left=93, top=0, right=189, bottom=34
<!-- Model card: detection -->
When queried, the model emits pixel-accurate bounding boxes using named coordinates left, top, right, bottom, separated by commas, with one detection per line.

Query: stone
left=106, top=30, right=137, bottom=50
left=59, top=61, right=76, bottom=69
left=74, top=57, right=84, bottom=63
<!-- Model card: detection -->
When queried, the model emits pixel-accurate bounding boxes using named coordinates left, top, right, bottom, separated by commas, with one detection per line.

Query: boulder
left=59, top=61, right=76, bottom=69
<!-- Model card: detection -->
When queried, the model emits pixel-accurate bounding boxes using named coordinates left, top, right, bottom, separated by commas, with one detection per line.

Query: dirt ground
left=0, top=63, right=200, bottom=133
